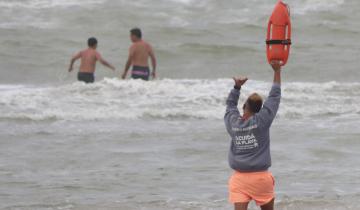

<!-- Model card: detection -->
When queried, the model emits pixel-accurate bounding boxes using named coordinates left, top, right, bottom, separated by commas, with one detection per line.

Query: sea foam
left=0, top=78, right=358, bottom=121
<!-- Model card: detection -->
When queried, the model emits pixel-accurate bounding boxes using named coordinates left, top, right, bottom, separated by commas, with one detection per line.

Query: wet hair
left=246, top=93, right=263, bottom=113
left=130, top=28, right=142, bottom=39
left=88, top=37, right=98, bottom=47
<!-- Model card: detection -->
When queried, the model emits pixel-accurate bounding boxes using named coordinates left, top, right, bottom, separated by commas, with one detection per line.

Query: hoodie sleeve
left=256, top=83, right=281, bottom=128
left=224, top=88, right=241, bottom=134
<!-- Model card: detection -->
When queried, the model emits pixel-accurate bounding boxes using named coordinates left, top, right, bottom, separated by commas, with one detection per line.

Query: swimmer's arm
left=122, top=55, right=132, bottom=79
left=96, top=52, right=115, bottom=71
left=122, top=47, right=133, bottom=79
left=68, top=52, right=81, bottom=72
left=149, top=45, right=157, bottom=79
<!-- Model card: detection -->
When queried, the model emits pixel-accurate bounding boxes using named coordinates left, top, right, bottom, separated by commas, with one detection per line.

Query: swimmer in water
left=68, top=37, right=115, bottom=83
left=121, top=28, right=157, bottom=81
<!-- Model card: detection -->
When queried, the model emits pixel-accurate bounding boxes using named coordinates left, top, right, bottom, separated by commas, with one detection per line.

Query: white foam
left=0, top=0, right=106, bottom=29
left=168, top=0, right=194, bottom=5
left=169, top=17, right=189, bottom=27
left=0, top=0, right=106, bottom=9
left=291, top=0, right=345, bottom=15
left=0, top=19, right=58, bottom=29
left=0, top=79, right=359, bottom=121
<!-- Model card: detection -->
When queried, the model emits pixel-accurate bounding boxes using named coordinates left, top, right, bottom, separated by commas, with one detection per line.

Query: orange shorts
left=229, top=171, right=275, bottom=206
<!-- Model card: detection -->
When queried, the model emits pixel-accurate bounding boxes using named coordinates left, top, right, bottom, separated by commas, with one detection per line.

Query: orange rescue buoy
left=266, top=1, right=292, bottom=66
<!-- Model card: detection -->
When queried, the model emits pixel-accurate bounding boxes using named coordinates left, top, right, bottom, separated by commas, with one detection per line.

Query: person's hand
left=121, top=71, right=127, bottom=79
left=151, top=71, right=156, bottom=79
left=233, top=77, right=248, bottom=89
left=270, top=60, right=281, bottom=72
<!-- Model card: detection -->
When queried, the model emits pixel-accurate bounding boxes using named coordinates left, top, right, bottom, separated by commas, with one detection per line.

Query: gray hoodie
left=224, top=83, right=281, bottom=172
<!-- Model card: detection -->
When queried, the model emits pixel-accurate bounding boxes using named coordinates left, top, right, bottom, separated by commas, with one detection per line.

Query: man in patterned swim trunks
left=121, top=28, right=157, bottom=81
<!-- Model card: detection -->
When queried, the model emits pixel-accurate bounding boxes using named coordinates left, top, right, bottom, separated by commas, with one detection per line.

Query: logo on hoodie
left=234, top=133, right=259, bottom=150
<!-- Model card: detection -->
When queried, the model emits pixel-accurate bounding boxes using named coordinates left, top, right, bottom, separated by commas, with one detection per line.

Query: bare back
left=130, top=41, right=152, bottom=67
left=79, top=48, right=102, bottom=73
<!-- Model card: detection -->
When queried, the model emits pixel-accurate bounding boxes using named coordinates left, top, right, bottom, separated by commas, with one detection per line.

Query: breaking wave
left=0, top=78, right=359, bottom=121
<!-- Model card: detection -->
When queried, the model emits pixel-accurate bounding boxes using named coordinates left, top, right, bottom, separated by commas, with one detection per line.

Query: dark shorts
left=131, top=66, right=150, bottom=81
left=78, top=72, right=95, bottom=83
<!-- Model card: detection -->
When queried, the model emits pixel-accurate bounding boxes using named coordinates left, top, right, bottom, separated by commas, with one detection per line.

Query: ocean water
left=0, top=0, right=359, bottom=209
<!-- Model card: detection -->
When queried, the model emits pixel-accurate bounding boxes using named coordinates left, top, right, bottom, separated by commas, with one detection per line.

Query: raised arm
left=148, top=45, right=157, bottom=79
left=96, top=52, right=115, bottom=71
left=224, top=77, right=248, bottom=133
left=256, top=61, right=282, bottom=128
left=273, top=61, right=281, bottom=85
left=68, top=51, right=81, bottom=72
left=121, top=47, right=133, bottom=79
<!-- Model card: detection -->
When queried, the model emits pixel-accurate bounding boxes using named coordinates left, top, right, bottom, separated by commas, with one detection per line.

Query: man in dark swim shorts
left=121, top=28, right=157, bottom=81
left=77, top=72, right=95, bottom=83
left=69, top=37, right=115, bottom=83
